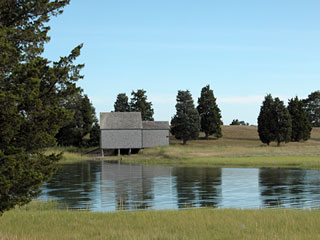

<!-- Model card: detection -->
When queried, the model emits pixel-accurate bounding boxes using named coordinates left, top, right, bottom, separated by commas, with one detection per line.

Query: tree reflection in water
left=42, top=162, right=100, bottom=209
left=259, top=168, right=320, bottom=208
left=172, top=167, right=222, bottom=208
left=40, top=162, right=320, bottom=211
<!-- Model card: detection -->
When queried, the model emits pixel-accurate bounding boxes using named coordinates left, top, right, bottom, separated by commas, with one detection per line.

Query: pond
left=39, top=161, right=320, bottom=211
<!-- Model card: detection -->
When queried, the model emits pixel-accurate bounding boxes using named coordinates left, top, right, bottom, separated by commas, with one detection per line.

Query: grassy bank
left=121, top=126, right=320, bottom=169
left=1, top=202, right=319, bottom=240
left=124, top=155, right=320, bottom=169
left=45, top=146, right=96, bottom=164
left=48, top=126, right=320, bottom=169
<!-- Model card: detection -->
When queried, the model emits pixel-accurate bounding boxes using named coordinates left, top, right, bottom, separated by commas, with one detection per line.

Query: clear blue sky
left=43, top=0, right=320, bottom=125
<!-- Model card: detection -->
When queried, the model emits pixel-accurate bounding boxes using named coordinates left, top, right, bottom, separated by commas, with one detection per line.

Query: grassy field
left=1, top=202, right=319, bottom=240
left=120, top=126, right=320, bottom=169
left=2, top=129, right=319, bottom=239
left=52, top=126, right=320, bottom=169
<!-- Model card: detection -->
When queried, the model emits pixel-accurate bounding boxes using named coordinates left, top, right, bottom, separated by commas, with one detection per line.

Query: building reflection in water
left=39, top=161, right=320, bottom=211
left=100, top=163, right=173, bottom=211
left=100, top=163, right=222, bottom=210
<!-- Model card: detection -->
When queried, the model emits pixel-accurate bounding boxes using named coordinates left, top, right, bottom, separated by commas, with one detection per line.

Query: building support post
left=101, top=149, right=104, bottom=158
left=129, top=148, right=132, bottom=155
left=118, top=149, right=121, bottom=156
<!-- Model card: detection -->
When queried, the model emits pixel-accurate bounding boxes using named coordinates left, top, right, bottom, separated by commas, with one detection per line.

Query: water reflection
left=100, top=164, right=171, bottom=210
left=221, top=168, right=260, bottom=208
left=173, top=167, right=221, bottom=208
left=259, top=168, right=320, bottom=208
left=39, top=161, right=320, bottom=211
left=41, top=162, right=100, bottom=208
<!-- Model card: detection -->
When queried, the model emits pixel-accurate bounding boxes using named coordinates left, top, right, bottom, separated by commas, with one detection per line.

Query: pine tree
left=114, top=93, right=130, bottom=112
left=273, top=98, right=292, bottom=146
left=171, top=90, right=200, bottom=144
left=288, top=96, right=312, bottom=141
left=258, top=95, right=292, bottom=146
left=230, top=119, right=240, bottom=125
left=197, top=85, right=222, bottom=139
left=56, top=93, right=97, bottom=147
left=303, top=90, right=320, bottom=127
left=0, top=0, right=84, bottom=215
left=130, top=89, right=154, bottom=121
left=89, top=122, right=100, bottom=147
left=257, top=94, right=276, bottom=145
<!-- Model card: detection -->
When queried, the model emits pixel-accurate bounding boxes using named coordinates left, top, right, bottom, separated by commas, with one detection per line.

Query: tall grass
left=45, top=146, right=96, bottom=164
left=1, top=202, right=320, bottom=240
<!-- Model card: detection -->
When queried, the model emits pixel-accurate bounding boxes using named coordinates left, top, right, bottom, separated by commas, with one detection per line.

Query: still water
left=39, top=161, right=320, bottom=211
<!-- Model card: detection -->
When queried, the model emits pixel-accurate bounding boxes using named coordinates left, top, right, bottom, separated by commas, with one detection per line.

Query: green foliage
left=130, top=89, right=154, bottom=121
left=114, top=93, right=130, bottom=112
left=171, top=90, right=200, bottom=144
left=230, top=119, right=249, bottom=126
left=197, top=85, right=222, bottom=139
left=56, top=94, right=97, bottom=147
left=258, top=94, right=276, bottom=145
left=0, top=0, right=84, bottom=215
left=230, top=119, right=240, bottom=125
left=89, top=122, right=100, bottom=147
left=288, top=97, right=312, bottom=142
left=0, top=0, right=71, bottom=76
left=303, top=90, right=320, bottom=127
left=0, top=152, right=60, bottom=215
left=258, top=95, right=292, bottom=146
left=113, top=90, right=154, bottom=120
left=273, top=98, right=292, bottom=146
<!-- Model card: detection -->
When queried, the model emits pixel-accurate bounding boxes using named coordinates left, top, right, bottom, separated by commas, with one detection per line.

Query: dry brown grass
left=118, top=126, right=320, bottom=169
left=134, top=126, right=320, bottom=159
left=50, top=126, right=320, bottom=168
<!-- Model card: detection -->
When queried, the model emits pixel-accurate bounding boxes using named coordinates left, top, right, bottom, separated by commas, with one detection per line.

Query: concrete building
left=100, top=112, right=169, bottom=154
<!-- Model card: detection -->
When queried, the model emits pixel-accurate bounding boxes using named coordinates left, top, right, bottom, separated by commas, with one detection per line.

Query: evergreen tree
left=197, top=85, right=222, bottom=139
left=230, top=119, right=249, bottom=125
left=130, top=89, right=154, bottom=121
left=230, top=119, right=240, bottom=125
left=273, top=98, right=292, bottom=146
left=288, top=96, right=312, bottom=141
left=56, top=93, right=97, bottom=147
left=303, top=90, right=320, bottom=127
left=257, top=94, right=276, bottom=145
left=0, top=0, right=84, bottom=215
left=171, top=90, right=200, bottom=144
left=89, top=122, right=100, bottom=147
left=114, top=93, right=130, bottom=112
left=258, top=95, right=292, bottom=146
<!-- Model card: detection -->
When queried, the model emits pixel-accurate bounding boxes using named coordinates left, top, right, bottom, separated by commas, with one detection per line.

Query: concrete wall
left=142, top=129, right=169, bottom=148
left=101, top=130, right=142, bottom=149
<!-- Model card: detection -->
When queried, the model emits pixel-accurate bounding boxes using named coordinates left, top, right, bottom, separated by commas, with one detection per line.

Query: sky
left=43, top=0, right=320, bottom=125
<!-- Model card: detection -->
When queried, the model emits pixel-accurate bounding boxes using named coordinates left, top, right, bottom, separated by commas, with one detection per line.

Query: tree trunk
left=205, top=132, right=209, bottom=139
left=277, top=140, right=280, bottom=146
left=183, top=139, right=187, bottom=145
